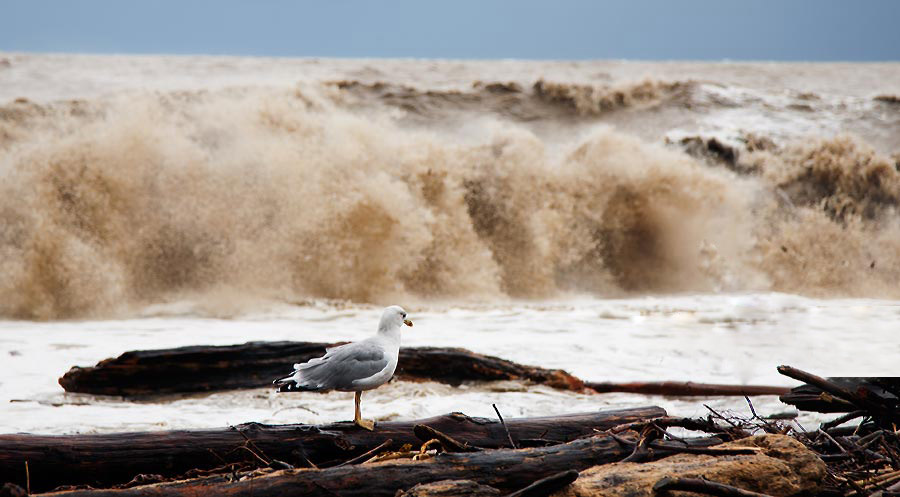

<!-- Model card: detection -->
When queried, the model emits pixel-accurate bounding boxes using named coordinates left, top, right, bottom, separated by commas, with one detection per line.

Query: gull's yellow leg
left=353, top=391, right=375, bottom=431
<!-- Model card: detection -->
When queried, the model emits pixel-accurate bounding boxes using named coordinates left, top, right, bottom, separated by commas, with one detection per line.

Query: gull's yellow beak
left=403, top=319, right=413, bottom=327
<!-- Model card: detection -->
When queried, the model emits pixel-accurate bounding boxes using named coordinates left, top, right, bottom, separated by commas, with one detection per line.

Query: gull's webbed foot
left=354, top=418, right=376, bottom=431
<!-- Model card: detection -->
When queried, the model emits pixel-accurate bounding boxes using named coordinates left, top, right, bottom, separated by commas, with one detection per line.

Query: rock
left=553, top=434, right=826, bottom=497
left=397, top=479, right=501, bottom=496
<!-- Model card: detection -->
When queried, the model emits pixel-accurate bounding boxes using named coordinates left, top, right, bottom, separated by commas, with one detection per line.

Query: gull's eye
left=402, top=312, right=407, bottom=318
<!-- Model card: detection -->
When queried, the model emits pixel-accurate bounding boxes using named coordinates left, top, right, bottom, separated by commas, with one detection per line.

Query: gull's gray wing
left=295, top=339, right=387, bottom=391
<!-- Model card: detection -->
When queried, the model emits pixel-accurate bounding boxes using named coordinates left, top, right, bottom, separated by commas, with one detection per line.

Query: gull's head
left=381, top=305, right=413, bottom=329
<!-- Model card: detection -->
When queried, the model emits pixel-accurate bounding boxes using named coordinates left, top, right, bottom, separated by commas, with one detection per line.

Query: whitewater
left=1, top=53, right=898, bottom=433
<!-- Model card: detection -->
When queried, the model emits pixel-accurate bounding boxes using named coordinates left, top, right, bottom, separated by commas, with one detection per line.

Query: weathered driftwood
left=58, top=342, right=583, bottom=397
left=0, top=407, right=664, bottom=493
left=58, top=341, right=792, bottom=400
left=777, top=368, right=899, bottom=420
left=586, top=381, right=790, bottom=397
left=37, top=432, right=726, bottom=497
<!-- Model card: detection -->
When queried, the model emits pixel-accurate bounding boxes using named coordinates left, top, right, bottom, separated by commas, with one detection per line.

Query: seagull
left=274, top=305, right=413, bottom=430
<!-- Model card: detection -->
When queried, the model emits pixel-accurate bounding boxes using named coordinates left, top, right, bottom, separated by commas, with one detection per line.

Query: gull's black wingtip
left=277, top=382, right=317, bottom=393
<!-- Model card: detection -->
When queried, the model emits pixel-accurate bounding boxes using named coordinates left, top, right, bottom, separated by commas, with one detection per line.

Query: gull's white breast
left=350, top=336, right=399, bottom=391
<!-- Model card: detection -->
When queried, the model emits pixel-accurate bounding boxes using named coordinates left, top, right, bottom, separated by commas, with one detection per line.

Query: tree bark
left=0, top=407, right=665, bottom=493
left=37, top=432, right=721, bottom=497
left=58, top=342, right=583, bottom=397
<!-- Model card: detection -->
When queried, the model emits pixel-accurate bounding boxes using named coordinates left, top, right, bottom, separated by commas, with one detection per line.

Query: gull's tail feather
left=273, top=374, right=294, bottom=386
left=274, top=373, right=318, bottom=393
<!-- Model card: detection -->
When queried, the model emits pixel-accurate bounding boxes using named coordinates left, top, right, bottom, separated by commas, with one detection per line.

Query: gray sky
left=2, top=0, right=899, bottom=61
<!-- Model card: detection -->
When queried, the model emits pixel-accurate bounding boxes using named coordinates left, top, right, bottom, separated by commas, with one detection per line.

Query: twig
left=838, top=435, right=888, bottom=462
left=207, top=448, right=239, bottom=480
left=493, top=403, right=518, bottom=449
left=816, top=453, right=853, bottom=462
left=855, top=469, right=900, bottom=489
left=704, top=404, right=741, bottom=429
left=703, top=404, right=751, bottom=439
left=822, top=411, right=868, bottom=432
left=269, top=460, right=294, bottom=470
left=610, top=416, right=728, bottom=436
left=870, top=481, right=900, bottom=497
left=858, top=430, right=885, bottom=449
left=653, top=476, right=775, bottom=497
left=818, top=429, right=848, bottom=454
left=744, top=396, right=760, bottom=419
left=744, top=396, right=781, bottom=434
left=25, top=460, right=30, bottom=496
left=623, top=425, right=660, bottom=463
left=842, top=473, right=870, bottom=496
left=610, top=434, right=757, bottom=456
left=414, top=425, right=481, bottom=452
left=654, top=423, right=689, bottom=445
left=236, top=445, right=270, bottom=467
left=881, top=439, right=900, bottom=469
left=335, top=439, right=392, bottom=467
left=622, top=434, right=654, bottom=462
left=504, top=469, right=579, bottom=497
left=418, top=439, right=442, bottom=455
left=650, top=441, right=761, bottom=456
left=235, top=426, right=273, bottom=464
left=364, top=450, right=421, bottom=464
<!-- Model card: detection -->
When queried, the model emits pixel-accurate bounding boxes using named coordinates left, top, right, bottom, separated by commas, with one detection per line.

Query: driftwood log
left=586, top=381, right=789, bottom=396
left=58, top=341, right=790, bottom=399
left=0, top=407, right=665, bottom=492
left=776, top=368, right=900, bottom=417
left=37, top=432, right=726, bottom=497
left=58, top=342, right=583, bottom=397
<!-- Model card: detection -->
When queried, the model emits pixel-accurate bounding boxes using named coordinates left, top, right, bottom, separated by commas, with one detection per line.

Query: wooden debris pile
left=0, top=409, right=826, bottom=497
left=0, top=400, right=832, bottom=497
left=3, top=358, right=897, bottom=497
left=0, top=408, right=664, bottom=494
left=777, top=366, right=900, bottom=497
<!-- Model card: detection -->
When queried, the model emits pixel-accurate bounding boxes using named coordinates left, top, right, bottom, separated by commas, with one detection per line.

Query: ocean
left=1, top=53, right=898, bottom=433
